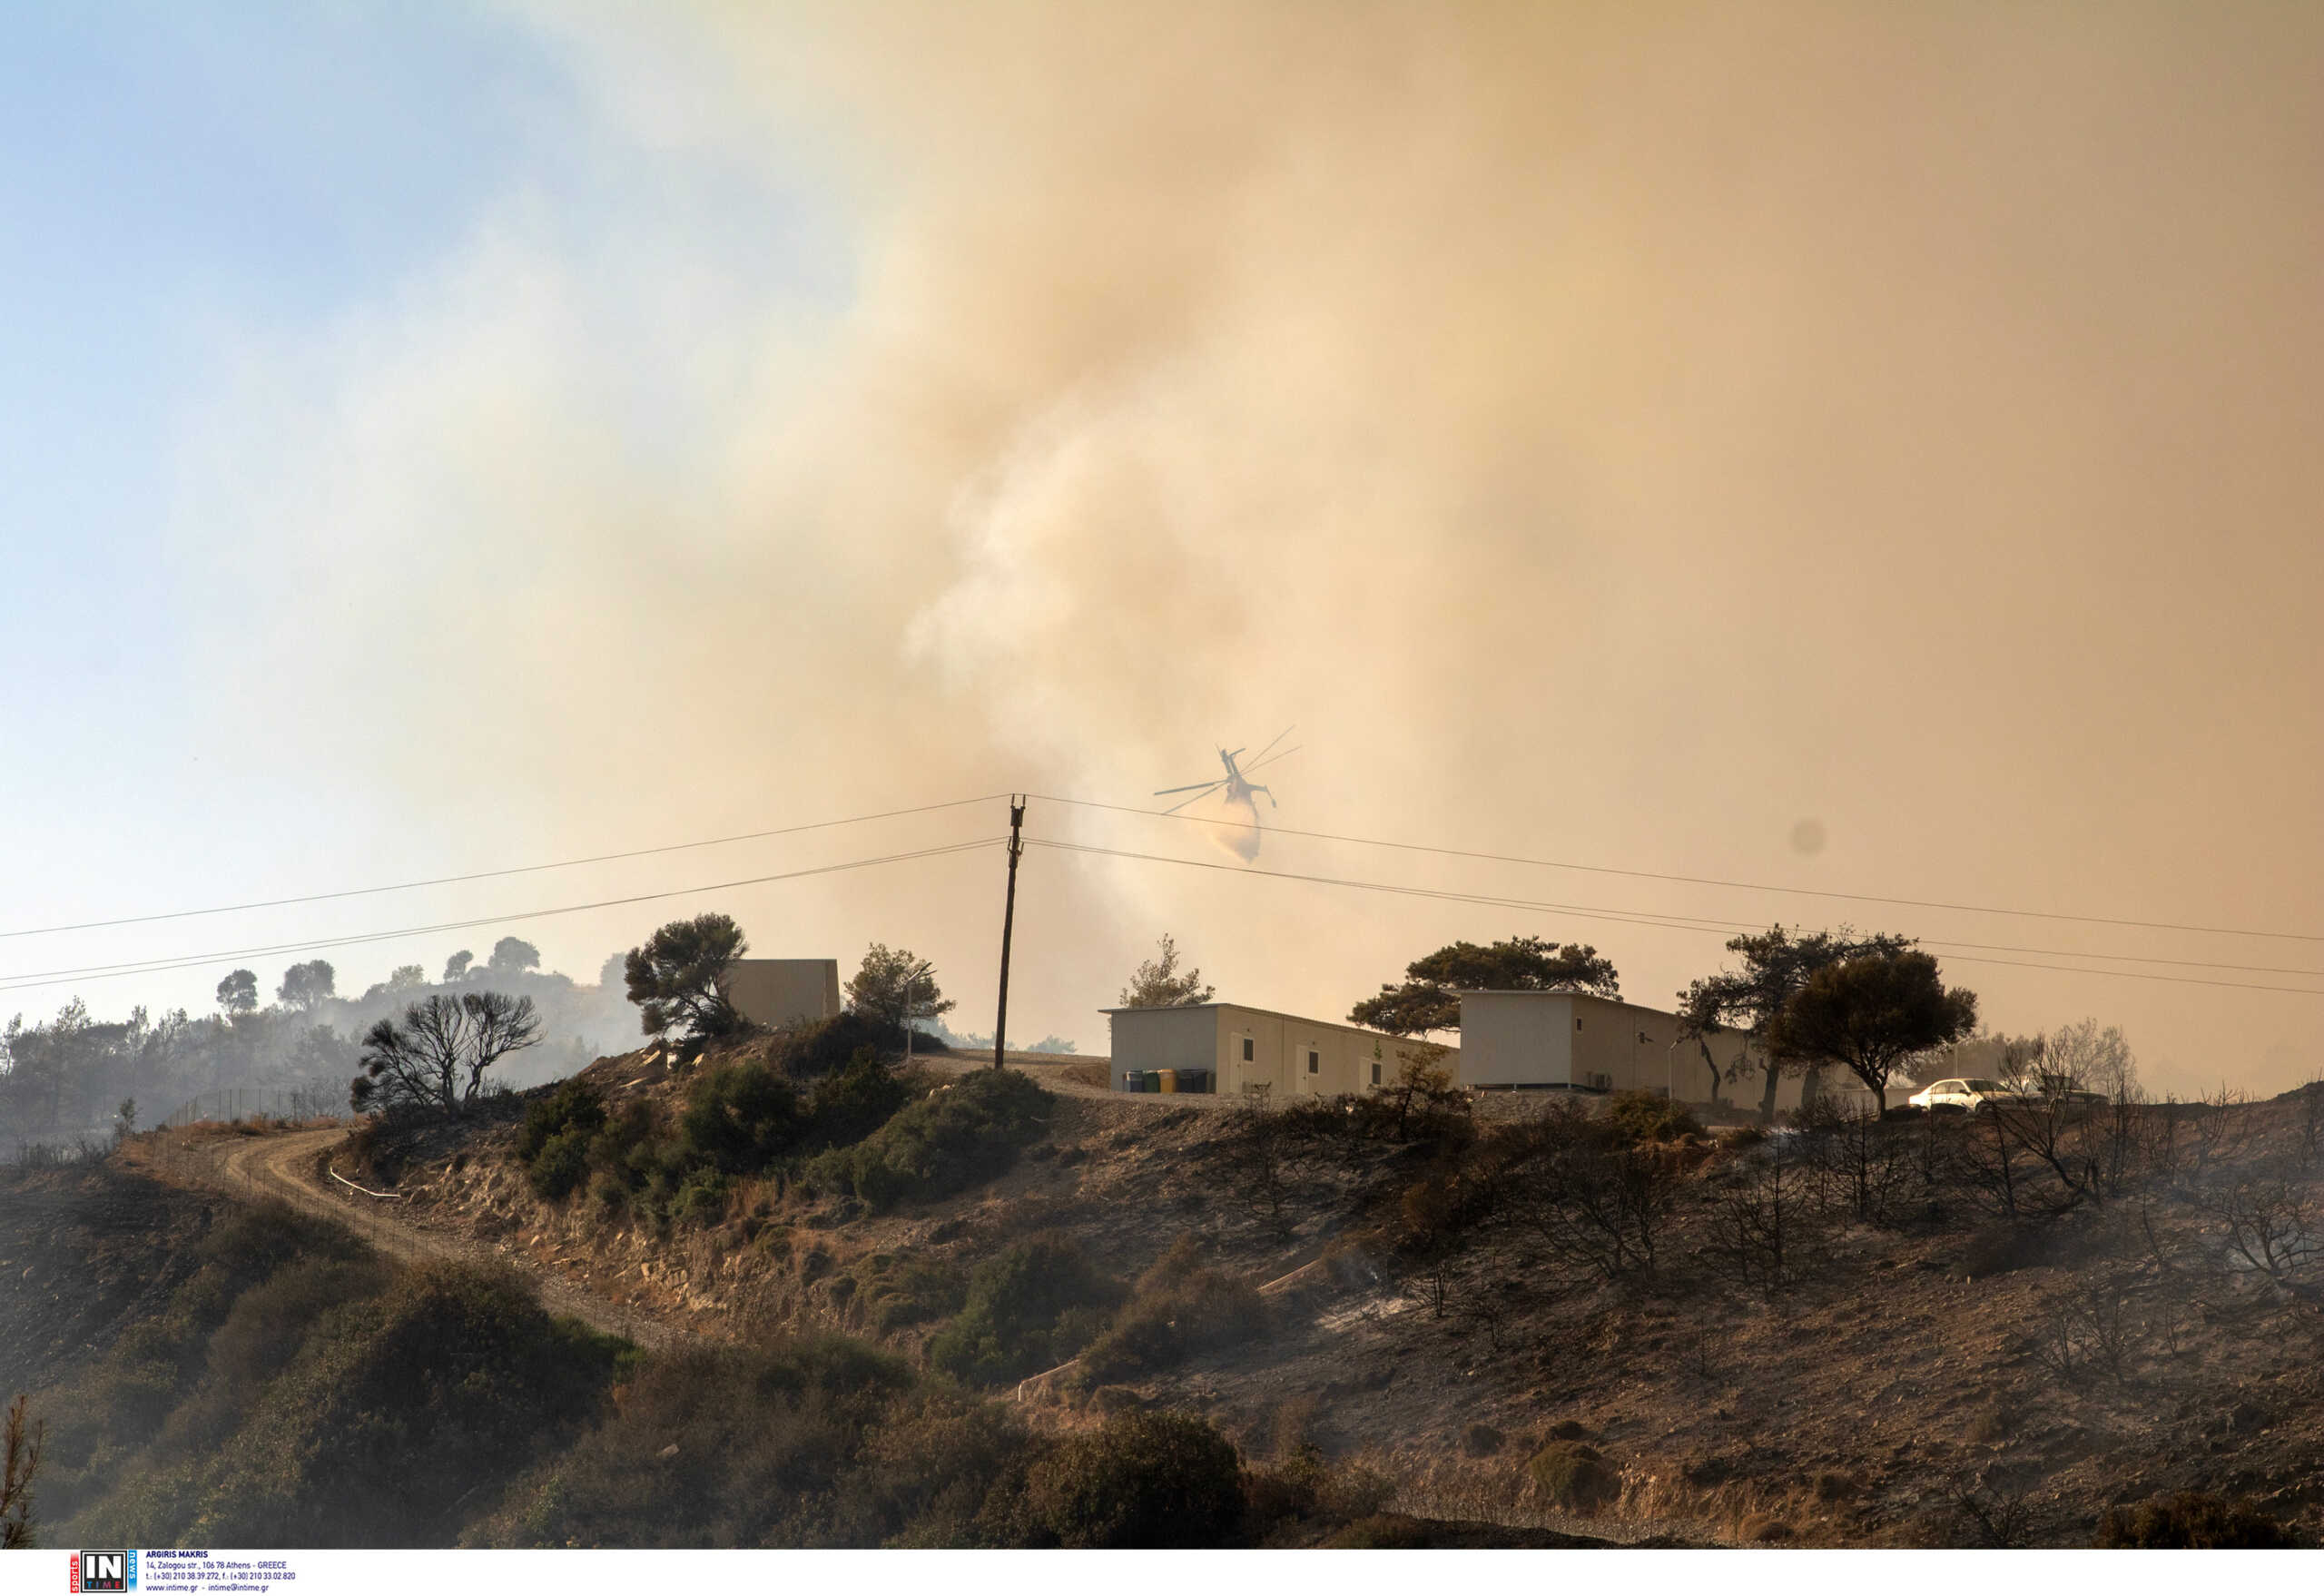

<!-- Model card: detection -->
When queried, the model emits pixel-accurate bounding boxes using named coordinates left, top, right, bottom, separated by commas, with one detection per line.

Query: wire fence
left=161, top=1083, right=339, bottom=1128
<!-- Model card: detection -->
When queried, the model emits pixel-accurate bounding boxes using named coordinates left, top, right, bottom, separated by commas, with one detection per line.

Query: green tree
left=1676, top=925, right=1914, bottom=1122
left=487, top=936, right=542, bottom=978
left=1350, top=937, right=1619, bottom=1036
left=1764, top=951, right=1978, bottom=1103
left=443, top=950, right=475, bottom=982
left=350, top=991, right=543, bottom=1117
left=846, top=943, right=957, bottom=1032
left=1118, top=932, right=1216, bottom=1009
left=385, top=964, right=428, bottom=993
left=624, top=913, right=749, bottom=1047
left=215, top=968, right=260, bottom=1015
left=277, top=960, right=337, bottom=1012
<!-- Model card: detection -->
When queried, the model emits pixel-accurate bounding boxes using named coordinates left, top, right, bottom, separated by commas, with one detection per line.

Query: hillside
left=12, top=1032, right=2324, bottom=1549
left=262, top=1036, right=2324, bottom=1544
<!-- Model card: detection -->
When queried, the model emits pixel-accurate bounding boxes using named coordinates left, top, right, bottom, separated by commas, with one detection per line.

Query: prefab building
left=720, top=959, right=842, bottom=1030
left=1455, top=990, right=1915, bottom=1113
left=1103, top=1003, right=1458, bottom=1098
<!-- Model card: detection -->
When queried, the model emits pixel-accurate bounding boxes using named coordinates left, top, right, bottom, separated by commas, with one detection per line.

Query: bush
left=1603, top=1090, right=1700, bottom=1147
left=852, top=1256, right=966, bottom=1333
left=472, top=1336, right=942, bottom=1548
left=2096, top=1492, right=2290, bottom=1549
left=1528, top=1442, right=1619, bottom=1512
left=779, top=1011, right=940, bottom=1078
left=805, top=1069, right=1051, bottom=1212
left=928, top=1238, right=1121, bottom=1386
left=832, top=1390, right=1032, bottom=1548
left=807, top=1049, right=912, bottom=1148
left=679, top=1059, right=806, bottom=1177
left=1015, top=1411, right=1244, bottom=1548
left=1462, top=1422, right=1504, bottom=1457
left=54, top=1253, right=625, bottom=1550
left=1075, top=1239, right=1267, bottom=1387
left=186, top=1263, right=627, bottom=1547
left=518, top=1081, right=606, bottom=1199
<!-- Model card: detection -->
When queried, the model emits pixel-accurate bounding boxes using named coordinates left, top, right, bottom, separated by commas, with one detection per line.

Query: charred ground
left=8, top=1029, right=2321, bottom=1548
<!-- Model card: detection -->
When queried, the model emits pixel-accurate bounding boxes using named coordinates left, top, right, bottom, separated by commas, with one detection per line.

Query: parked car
left=1906, top=1078, right=2035, bottom=1114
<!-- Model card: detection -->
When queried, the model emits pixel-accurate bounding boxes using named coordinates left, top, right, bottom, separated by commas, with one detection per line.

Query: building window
left=1576, top=1017, right=1584, bottom=1030
left=1371, top=1059, right=1382, bottom=1086
left=1307, top=1049, right=1320, bottom=1075
left=1242, top=1036, right=1254, bottom=1062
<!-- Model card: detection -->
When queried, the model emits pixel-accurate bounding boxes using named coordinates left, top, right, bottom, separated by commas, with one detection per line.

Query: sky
left=3, top=1, right=2320, bottom=1096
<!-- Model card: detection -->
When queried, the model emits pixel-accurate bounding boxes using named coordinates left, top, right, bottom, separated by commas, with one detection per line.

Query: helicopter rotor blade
left=1246, top=724, right=1295, bottom=765
left=1153, top=781, right=1226, bottom=795
left=1245, top=743, right=1301, bottom=774
left=1159, top=784, right=1226, bottom=815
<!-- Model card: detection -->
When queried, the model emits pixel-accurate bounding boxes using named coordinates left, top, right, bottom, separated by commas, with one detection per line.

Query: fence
left=162, top=1084, right=334, bottom=1128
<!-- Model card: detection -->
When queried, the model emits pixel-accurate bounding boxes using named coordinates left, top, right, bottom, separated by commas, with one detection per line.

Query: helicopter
left=1153, top=725, right=1299, bottom=816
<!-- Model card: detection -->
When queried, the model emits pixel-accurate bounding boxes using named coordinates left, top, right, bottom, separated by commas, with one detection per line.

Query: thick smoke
left=163, top=2, right=2324, bottom=1087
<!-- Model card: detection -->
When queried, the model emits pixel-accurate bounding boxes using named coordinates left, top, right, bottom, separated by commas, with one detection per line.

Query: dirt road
left=162, top=1126, right=681, bottom=1350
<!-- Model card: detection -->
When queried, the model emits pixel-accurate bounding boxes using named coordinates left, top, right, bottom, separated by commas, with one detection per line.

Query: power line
left=1028, top=793, right=2324, bottom=946
left=0, top=793, right=1009, bottom=942
left=1027, top=837, right=2324, bottom=999
left=1028, top=835, right=2324, bottom=979
left=0, top=838, right=1003, bottom=996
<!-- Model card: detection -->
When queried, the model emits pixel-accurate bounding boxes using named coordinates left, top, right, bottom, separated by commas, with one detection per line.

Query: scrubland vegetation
left=11, top=910, right=2321, bottom=1549
left=0, top=1181, right=1455, bottom=1549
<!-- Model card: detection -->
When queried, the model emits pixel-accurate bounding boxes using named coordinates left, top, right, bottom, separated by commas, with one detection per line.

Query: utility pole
left=904, top=959, right=931, bottom=1067
left=993, top=795, right=1026, bottom=1069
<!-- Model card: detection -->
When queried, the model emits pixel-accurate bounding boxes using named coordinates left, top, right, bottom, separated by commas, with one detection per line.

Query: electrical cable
left=1027, top=792, right=2324, bottom=945
left=1027, top=834, right=2324, bottom=979
left=1025, top=837, right=2324, bottom=998
left=0, top=793, right=1009, bottom=942
left=0, top=837, right=1003, bottom=995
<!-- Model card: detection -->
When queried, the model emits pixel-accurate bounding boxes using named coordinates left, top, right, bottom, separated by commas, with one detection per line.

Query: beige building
left=1103, top=1002, right=1457, bottom=1098
left=720, top=959, right=842, bottom=1030
left=1455, top=990, right=1916, bottom=1113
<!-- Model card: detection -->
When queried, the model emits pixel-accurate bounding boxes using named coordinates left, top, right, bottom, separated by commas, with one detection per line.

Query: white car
left=1907, top=1077, right=2033, bottom=1115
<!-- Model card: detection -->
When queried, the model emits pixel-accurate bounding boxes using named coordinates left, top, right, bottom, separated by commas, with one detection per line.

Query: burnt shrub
left=1015, top=1411, right=1244, bottom=1548
left=2097, top=1492, right=2290, bottom=1549
left=1074, top=1238, right=1267, bottom=1388
left=779, top=1011, right=940, bottom=1078
left=1528, top=1441, right=1620, bottom=1512
left=187, top=1262, right=628, bottom=1547
left=473, top=1335, right=956, bottom=1548
left=832, top=1389, right=1033, bottom=1547
left=1603, top=1090, right=1700, bottom=1147
left=1462, top=1422, right=1505, bottom=1457
left=927, top=1237, right=1121, bottom=1386
left=804, top=1069, right=1050, bottom=1212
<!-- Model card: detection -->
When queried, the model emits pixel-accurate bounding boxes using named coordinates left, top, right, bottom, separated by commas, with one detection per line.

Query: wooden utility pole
left=993, top=796, right=1026, bottom=1069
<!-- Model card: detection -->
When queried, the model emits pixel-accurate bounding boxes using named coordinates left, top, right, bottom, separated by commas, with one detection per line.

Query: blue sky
left=0, top=4, right=856, bottom=1022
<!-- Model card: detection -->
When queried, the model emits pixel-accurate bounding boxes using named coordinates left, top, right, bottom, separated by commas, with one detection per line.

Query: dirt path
left=155, top=1127, right=682, bottom=1351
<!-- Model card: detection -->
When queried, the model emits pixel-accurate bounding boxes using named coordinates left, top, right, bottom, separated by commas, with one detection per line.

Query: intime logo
left=70, top=1551, right=136, bottom=1592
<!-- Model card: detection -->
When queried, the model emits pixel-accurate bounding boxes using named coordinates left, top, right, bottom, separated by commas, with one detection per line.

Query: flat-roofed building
left=720, top=959, right=842, bottom=1030
left=1102, top=1002, right=1457, bottom=1097
left=1457, top=989, right=1917, bottom=1112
